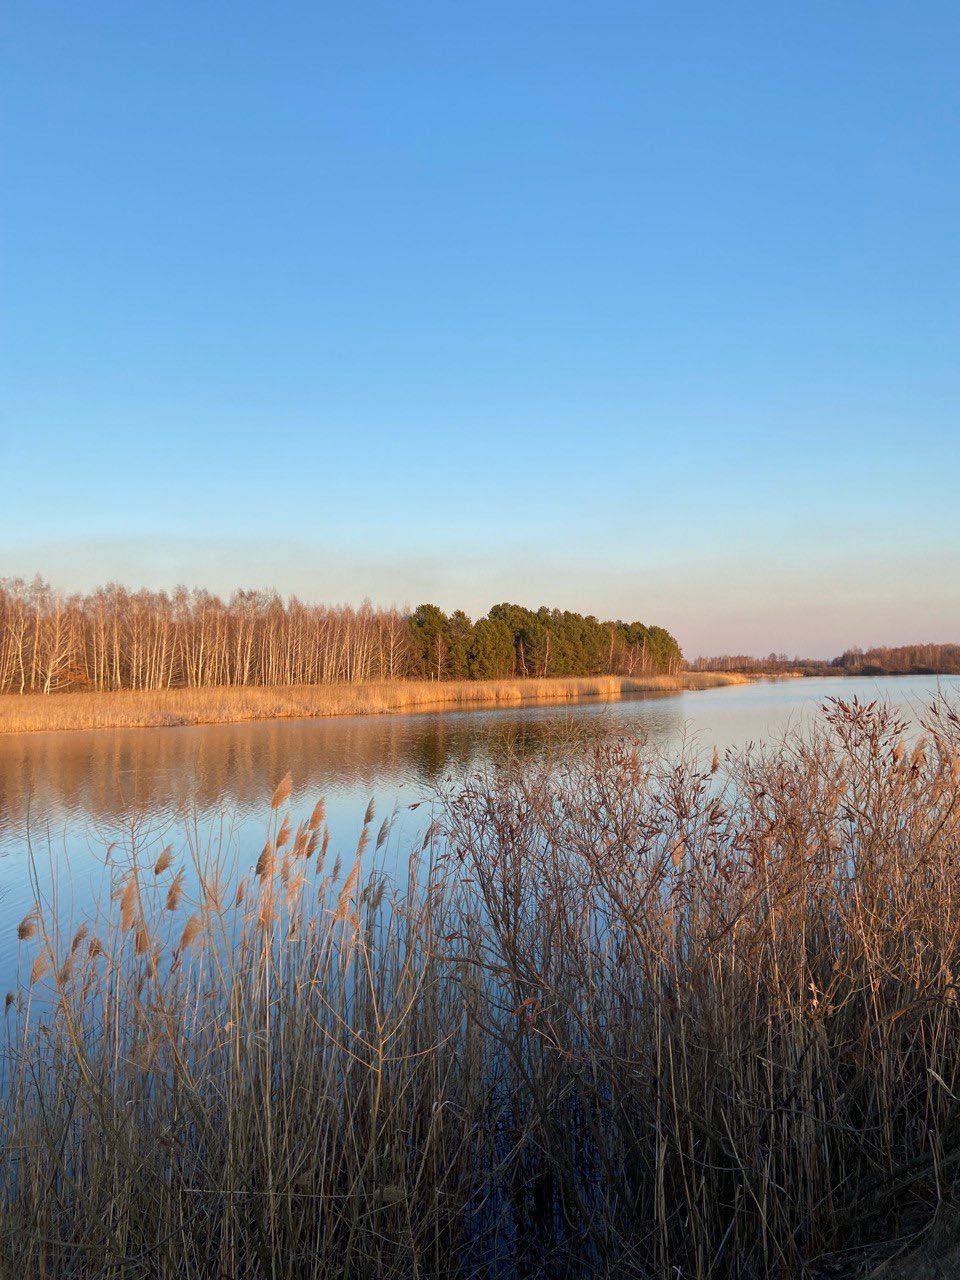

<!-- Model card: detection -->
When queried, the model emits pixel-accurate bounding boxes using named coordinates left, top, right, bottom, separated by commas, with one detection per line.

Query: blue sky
left=2, top=2, right=958, bottom=656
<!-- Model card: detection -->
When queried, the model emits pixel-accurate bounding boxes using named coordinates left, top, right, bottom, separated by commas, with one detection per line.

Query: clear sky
left=2, top=2, right=958, bottom=658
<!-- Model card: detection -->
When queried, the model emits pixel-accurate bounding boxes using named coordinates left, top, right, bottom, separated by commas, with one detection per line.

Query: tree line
left=833, top=644, right=960, bottom=676
left=0, top=578, right=683, bottom=695
left=692, top=643, right=960, bottom=677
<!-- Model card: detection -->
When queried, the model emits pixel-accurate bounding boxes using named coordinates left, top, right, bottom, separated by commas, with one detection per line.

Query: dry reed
left=0, top=673, right=747, bottom=735
left=3, top=696, right=957, bottom=1278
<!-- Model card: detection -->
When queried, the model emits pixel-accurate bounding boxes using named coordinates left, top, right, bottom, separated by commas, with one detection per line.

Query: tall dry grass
left=0, top=672, right=746, bottom=735
left=3, top=696, right=959, bottom=1277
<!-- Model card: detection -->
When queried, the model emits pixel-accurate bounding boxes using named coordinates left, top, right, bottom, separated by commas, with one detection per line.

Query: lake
left=0, top=674, right=956, bottom=988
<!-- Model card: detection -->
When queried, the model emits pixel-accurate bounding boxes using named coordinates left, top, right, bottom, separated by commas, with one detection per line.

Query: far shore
left=0, top=672, right=750, bottom=736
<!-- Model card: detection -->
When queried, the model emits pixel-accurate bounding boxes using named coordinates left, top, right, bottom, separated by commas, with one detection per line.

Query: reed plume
left=178, top=913, right=202, bottom=951
left=333, top=860, right=360, bottom=922
left=120, top=875, right=140, bottom=931
left=271, top=772, right=293, bottom=810
left=29, top=951, right=49, bottom=985
left=255, top=841, right=275, bottom=881
left=16, top=913, right=37, bottom=942
left=308, top=798, right=325, bottom=830
left=165, top=869, right=185, bottom=911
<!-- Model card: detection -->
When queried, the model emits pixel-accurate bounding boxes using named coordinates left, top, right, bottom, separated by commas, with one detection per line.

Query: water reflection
left=0, top=696, right=683, bottom=839
left=0, top=675, right=955, bottom=985
left=2, top=676, right=956, bottom=840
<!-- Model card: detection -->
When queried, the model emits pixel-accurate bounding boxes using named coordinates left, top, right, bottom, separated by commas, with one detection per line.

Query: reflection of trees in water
left=0, top=695, right=689, bottom=836
left=398, top=714, right=597, bottom=786
left=0, top=719, right=408, bottom=833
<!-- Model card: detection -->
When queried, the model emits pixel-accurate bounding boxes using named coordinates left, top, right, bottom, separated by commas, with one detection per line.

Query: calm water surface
left=0, top=675, right=956, bottom=985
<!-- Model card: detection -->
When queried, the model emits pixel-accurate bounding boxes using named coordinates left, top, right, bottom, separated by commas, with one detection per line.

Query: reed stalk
left=2, top=696, right=959, bottom=1277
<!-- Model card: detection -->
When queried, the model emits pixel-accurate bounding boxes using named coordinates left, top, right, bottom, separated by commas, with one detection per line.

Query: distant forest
left=693, top=644, right=960, bottom=677
left=0, top=579, right=683, bottom=695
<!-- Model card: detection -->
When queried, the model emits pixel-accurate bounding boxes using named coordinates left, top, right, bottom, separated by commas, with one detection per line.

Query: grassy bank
left=0, top=671, right=747, bottom=735
left=3, top=697, right=960, bottom=1276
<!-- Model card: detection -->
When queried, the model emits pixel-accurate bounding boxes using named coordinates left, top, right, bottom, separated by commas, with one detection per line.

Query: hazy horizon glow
left=3, top=536, right=957, bottom=661
left=2, top=2, right=958, bottom=659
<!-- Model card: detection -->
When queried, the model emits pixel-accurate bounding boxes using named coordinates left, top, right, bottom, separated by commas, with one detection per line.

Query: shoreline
left=0, top=672, right=749, bottom=736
